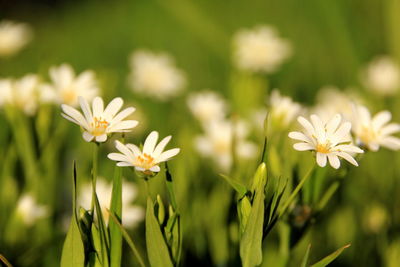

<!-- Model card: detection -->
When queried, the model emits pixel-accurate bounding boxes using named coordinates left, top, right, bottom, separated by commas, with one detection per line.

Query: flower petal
left=61, top=104, right=89, bottom=129
left=82, top=131, right=94, bottom=142
left=157, top=148, right=180, bottom=163
left=311, top=114, right=325, bottom=140
left=92, top=96, right=104, bottom=118
left=108, top=120, right=138, bottom=132
left=110, top=107, right=136, bottom=124
left=298, top=116, right=315, bottom=137
left=372, top=110, right=391, bottom=130
left=104, top=97, right=123, bottom=120
left=143, top=131, right=159, bottom=155
left=335, top=144, right=364, bottom=154
left=96, top=134, right=107, bottom=142
left=108, top=152, right=130, bottom=162
left=78, top=96, right=93, bottom=123
left=152, top=135, right=172, bottom=158
left=288, top=131, right=313, bottom=143
left=126, top=144, right=142, bottom=157
left=150, top=165, right=161, bottom=172
left=316, top=152, right=327, bottom=167
left=115, top=140, right=135, bottom=158
left=326, top=114, right=341, bottom=134
left=293, top=142, right=314, bottom=151
left=331, top=122, right=351, bottom=145
left=337, top=152, right=359, bottom=166
left=327, top=154, right=340, bottom=169
left=380, top=123, right=400, bottom=136
left=117, top=162, right=134, bottom=167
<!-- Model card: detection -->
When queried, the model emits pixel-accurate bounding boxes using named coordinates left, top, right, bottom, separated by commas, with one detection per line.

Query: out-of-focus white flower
left=289, top=114, right=363, bottom=169
left=128, top=50, right=186, bottom=101
left=0, top=74, right=40, bottom=115
left=61, top=96, right=138, bottom=142
left=16, top=194, right=48, bottom=226
left=363, top=203, right=388, bottom=234
left=313, top=86, right=361, bottom=122
left=108, top=131, right=180, bottom=175
left=195, top=119, right=257, bottom=171
left=0, top=20, right=32, bottom=57
left=233, top=25, right=291, bottom=73
left=79, top=179, right=144, bottom=228
left=362, top=56, right=400, bottom=96
left=351, top=105, right=400, bottom=151
left=268, top=89, right=302, bottom=128
left=187, top=90, right=228, bottom=123
left=41, top=64, right=99, bottom=107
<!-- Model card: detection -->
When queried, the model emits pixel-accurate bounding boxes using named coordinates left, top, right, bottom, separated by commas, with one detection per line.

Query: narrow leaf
left=109, top=166, right=123, bottom=267
left=240, top=163, right=267, bottom=267
left=146, top=197, right=174, bottom=267
left=219, top=174, right=248, bottom=198
left=300, top=244, right=311, bottom=267
left=0, top=254, right=13, bottom=267
left=310, top=244, right=351, bottom=267
left=60, top=162, right=85, bottom=267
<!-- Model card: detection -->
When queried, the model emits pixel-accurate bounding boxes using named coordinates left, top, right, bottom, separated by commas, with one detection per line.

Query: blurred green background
left=1, top=0, right=400, bottom=266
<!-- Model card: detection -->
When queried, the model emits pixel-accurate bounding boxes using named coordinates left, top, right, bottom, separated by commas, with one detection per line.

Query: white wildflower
left=187, top=90, right=228, bottom=123
left=195, top=119, right=257, bottom=171
left=61, top=96, right=138, bottom=143
left=351, top=105, right=400, bottom=151
left=233, top=25, right=291, bottom=73
left=0, top=20, right=32, bottom=57
left=362, top=56, right=400, bottom=96
left=108, top=131, right=180, bottom=175
left=41, top=64, right=99, bottom=107
left=268, top=89, right=302, bottom=128
left=79, top=179, right=144, bottom=228
left=128, top=50, right=186, bottom=101
left=16, top=194, right=48, bottom=226
left=0, top=74, right=40, bottom=115
left=289, top=114, right=363, bottom=169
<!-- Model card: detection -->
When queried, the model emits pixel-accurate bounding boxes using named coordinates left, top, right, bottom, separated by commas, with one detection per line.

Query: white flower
left=41, top=64, right=99, bottom=107
left=61, top=96, right=138, bottom=142
left=268, top=89, right=302, bottom=128
left=16, top=194, right=48, bottom=226
left=289, top=114, right=363, bottom=169
left=233, top=25, right=291, bottom=73
left=195, top=119, right=257, bottom=171
left=187, top=90, right=228, bottom=123
left=128, top=50, right=186, bottom=101
left=351, top=105, right=400, bottom=151
left=79, top=178, right=144, bottom=228
left=0, top=74, right=40, bottom=115
left=0, top=20, right=32, bottom=57
left=313, top=86, right=361, bottom=122
left=108, top=131, right=180, bottom=174
left=362, top=56, right=400, bottom=96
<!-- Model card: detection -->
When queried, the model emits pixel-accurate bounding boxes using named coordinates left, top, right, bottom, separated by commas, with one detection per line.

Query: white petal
left=143, top=131, right=159, bottom=154
left=117, top=162, right=134, bottom=167
left=126, top=144, right=142, bottom=157
left=327, top=154, right=340, bottom=169
left=331, top=122, right=351, bottom=145
left=293, top=143, right=314, bottom=151
left=310, top=114, right=325, bottom=140
left=337, top=152, right=359, bottom=166
left=358, top=105, right=371, bottom=124
left=135, top=166, right=146, bottom=172
left=157, top=148, right=180, bottom=163
left=380, top=123, right=400, bottom=136
left=78, top=96, right=93, bottom=123
left=103, top=97, right=123, bottom=120
left=82, top=132, right=94, bottom=142
left=380, top=136, right=400, bottom=150
left=297, top=116, right=315, bottom=137
left=335, top=144, right=364, bottom=154
left=316, top=152, right=327, bottom=167
left=92, top=97, right=104, bottom=118
left=108, top=153, right=130, bottom=162
left=152, top=135, right=172, bottom=158
left=288, top=131, right=313, bottom=143
left=108, top=120, right=138, bottom=132
left=110, top=107, right=136, bottom=124
left=326, top=114, right=341, bottom=134
left=115, top=141, right=135, bottom=158
left=61, top=104, right=89, bottom=129
left=150, top=165, right=161, bottom=172
left=96, top=134, right=107, bottom=142
left=372, top=111, right=391, bottom=130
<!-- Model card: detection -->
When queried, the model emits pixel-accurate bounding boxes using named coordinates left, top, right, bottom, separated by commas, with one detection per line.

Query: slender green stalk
left=278, top=164, right=315, bottom=218
left=91, top=142, right=99, bottom=212
left=108, top=210, right=147, bottom=267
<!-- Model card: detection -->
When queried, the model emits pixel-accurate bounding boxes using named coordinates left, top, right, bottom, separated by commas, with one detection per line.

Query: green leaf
left=240, top=163, right=267, bottom=267
left=109, top=166, right=123, bottom=267
left=146, top=197, right=174, bottom=267
left=219, top=174, right=248, bottom=198
left=93, top=192, right=110, bottom=267
left=310, top=244, right=351, bottom=267
left=300, top=244, right=311, bottom=267
left=60, top=162, right=85, bottom=267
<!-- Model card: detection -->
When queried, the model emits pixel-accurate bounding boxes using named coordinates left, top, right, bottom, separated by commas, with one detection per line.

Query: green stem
left=278, top=164, right=315, bottom=218
left=91, top=142, right=99, bottom=212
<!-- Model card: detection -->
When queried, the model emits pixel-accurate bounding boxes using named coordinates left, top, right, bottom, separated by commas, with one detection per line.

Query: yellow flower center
left=61, top=90, right=77, bottom=105
left=359, top=126, right=377, bottom=145
left=136, top=153, right=155, bottom=170
left=90, top=117, right=109, bottom=136
left=316, top=142, right=331, bottom=154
